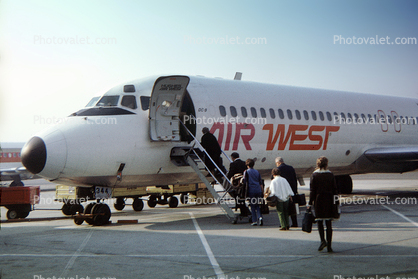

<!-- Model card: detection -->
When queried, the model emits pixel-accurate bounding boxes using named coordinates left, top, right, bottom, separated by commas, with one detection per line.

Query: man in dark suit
left=276, top=157, right=298, bottom=227
left=226, top=152, right=249, bottom=216
left=227, top=152, right=247, bottom=180
left=201, top=127, right=223, bottom=174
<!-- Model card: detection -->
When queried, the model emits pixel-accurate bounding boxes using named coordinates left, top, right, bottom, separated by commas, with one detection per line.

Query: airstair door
left=149, top=76, right=190, bottom=141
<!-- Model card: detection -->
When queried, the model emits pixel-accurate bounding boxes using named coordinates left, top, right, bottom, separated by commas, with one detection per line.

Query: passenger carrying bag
left=302, top=208, right=316, bottom=233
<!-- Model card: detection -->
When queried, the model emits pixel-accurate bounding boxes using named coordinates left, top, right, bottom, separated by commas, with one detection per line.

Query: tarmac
left=1, top=173, right=418, bottom=279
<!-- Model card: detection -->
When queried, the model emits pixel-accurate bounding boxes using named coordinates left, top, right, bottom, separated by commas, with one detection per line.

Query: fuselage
left=21, top=75, right=418, bottom=188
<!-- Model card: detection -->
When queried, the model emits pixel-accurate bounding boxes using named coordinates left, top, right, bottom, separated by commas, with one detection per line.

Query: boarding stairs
left=171, top=119, right=242, bottom=223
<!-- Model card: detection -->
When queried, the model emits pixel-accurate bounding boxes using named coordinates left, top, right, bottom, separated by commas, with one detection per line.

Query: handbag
left=302, top=207, right=316, bottom=233
left=293, top=193, right=306, bottom=206
left=260, top=199, right=269, bottom=214
left=264, top=187, right=278, bottom=207
left=265, top=196, right=278, bottom=207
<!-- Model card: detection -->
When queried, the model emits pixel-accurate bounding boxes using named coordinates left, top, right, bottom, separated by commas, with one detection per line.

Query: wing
left=0, top=167, right=38, bottom=182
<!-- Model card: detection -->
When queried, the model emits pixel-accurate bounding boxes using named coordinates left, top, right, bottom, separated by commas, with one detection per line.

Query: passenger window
left=347, top=113, right=352, bottom=121
left=361, top=114, right=366, bottom=121
left=230, top=106, right=238, bottom=117
left=303, top=110, right=309, bottom=120
left=96, top=95, right=119, bottom=107
left=251, top=107, right=257, bottom=118
left=241, top=107, right=248, bottom=118
left=269, top=108, right=276, bottom=119
left=295, top=110, right=301, bottom=120
left=312, top=111, right=318, bottom=121
left=326, top=112, right=332, bottom=121
left=219, top=106, right=227, bottom=117
left=260, top=108, right=266, bottom=118
left=278, top=109, right=284, bottom=119
left=318, top=111, right=324, bottom=121
left=340, top=113, right=346, bottom=120
left=287, top=109, right=293, bottom=120
left=121, top=96, right=137, bottom=109
left=354, top=113, right=359, bottom=121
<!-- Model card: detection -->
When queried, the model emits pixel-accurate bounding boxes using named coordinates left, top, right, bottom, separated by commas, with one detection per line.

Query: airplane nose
left=21, top=136, right=47, bottom=174
left=21, top=129, right=67, bottom=180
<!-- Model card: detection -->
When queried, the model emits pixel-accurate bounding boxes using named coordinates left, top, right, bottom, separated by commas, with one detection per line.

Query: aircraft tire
left=92, top=203, right=111, bottom=226
left=84, top=203, right=95, bottom=225
left=168, top=196, right=179, bottom=208
left=114, top=198, right=125, bottom=211
left=74, top=217, right=84, bottom=225
left=61, top=204, right=72, bottom=216
left=148, top=196, right=157, bottom=208
left=132, top=198, right=144, bottom=211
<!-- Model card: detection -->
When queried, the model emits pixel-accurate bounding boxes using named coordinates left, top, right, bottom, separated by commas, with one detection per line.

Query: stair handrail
left=179, top=115, right=233, bottom=164
left=177, top=116, right=232, bottom=186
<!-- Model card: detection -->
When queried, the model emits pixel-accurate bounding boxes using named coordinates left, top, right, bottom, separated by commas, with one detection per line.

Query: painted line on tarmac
left=189, top=212, right=225, bottom=279
left=382, top=205, right=418, bottom=227
left=2, top=254, right=418, bottom=258
left=59, top=228, right=94, bottom=277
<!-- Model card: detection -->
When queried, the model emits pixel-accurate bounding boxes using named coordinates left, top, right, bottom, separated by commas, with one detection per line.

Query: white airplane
left=20, top=74, right=418, bottom=224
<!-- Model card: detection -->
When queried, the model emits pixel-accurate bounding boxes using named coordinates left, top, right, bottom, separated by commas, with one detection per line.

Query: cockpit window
left=121, top=95, right=137, bottom=109
left=86, top=96, right=100, bottom=107
left=96, top=95, right=119, bottom=107
left=140, top=96, right=150, bottom=111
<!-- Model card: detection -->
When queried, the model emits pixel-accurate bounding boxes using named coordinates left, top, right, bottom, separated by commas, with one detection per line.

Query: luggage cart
left=0, top=186, right=40, bottom=219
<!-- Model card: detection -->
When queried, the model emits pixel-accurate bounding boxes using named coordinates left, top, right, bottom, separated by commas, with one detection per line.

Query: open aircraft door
left=149, top=76, right=191, bottom=141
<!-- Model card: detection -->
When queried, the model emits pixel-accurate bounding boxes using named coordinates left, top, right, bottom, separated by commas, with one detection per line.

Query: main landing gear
left=73, top=201, right=111, bottom=226
left=114, top=197, right=144, bottom=212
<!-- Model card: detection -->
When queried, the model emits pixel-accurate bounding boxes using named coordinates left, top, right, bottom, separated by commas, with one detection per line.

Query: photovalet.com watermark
left=33, top=115, right=118, bottom=126
left=184, top=275, right=267, bottom=279
left=183, top=115, right=267, bottom=126
left=335, top=195, right=417, bottom=206
left=333, top=35, right=417, bottom=45
left=184, top=35, right=267, bottom=45
left=333, top=115, right=417, bottom=126
left=333, top=275, right=416, bottom=279
left=33, top=275, right=116, bottom=279
left=33, top=35, right=117, bottom=45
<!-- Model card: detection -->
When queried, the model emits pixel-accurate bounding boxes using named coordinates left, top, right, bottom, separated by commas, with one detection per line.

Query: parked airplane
left=0, top=143, right=36, bottom=185
left=20, top=74, right=418, bottom=224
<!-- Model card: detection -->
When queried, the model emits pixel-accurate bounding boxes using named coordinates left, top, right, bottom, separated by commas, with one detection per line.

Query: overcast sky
left=1, top=0, right=417, bottom=142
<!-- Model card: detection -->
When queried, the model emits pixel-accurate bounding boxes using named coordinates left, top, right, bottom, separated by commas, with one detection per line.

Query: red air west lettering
left=210, top=122, right=255, bottom=150
left=210, top=123, right=339, bottom=151
left=262, top=124, right=340, bottom=150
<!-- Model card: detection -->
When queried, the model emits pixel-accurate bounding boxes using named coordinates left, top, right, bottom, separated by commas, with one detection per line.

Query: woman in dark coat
left=308, top=156, right=339, bottom=252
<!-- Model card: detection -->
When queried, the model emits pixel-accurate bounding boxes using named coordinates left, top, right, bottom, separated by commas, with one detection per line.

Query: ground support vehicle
left=0, top=186, right=40, bottom=219
left=55, top=185, right=94, bottom=216
left=146, top=183, right=208, bottom=208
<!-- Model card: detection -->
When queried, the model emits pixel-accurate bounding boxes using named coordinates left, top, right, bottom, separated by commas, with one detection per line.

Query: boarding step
left=170, top=146, right=202, bottom=166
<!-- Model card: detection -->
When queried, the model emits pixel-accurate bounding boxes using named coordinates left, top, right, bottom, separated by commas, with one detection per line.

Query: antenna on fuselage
left=234, top=72, right=242, bottom=80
